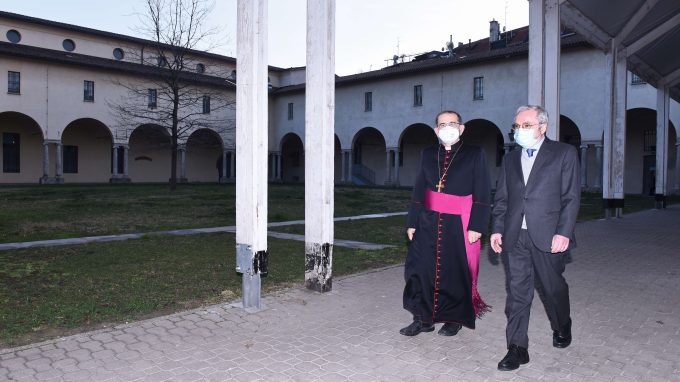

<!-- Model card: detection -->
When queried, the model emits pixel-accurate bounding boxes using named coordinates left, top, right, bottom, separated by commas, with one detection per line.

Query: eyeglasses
left=437, top=121, right=461, bottom=129
left=511, top=122, right=543, bottom=130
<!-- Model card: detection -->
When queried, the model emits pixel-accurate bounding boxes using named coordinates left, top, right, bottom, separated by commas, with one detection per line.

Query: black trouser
left=505, top=229, right=570, bottom=348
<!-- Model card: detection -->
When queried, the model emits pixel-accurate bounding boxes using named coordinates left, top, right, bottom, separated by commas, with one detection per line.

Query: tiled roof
left=0, top=41, right=236, bottom=90
left=0, top=10, right=285, bottom=72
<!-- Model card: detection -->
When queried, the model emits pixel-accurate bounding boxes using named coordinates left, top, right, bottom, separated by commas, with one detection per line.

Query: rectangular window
left=202, top=95, right=211, bottom=114
left=364, top=91, right=372, bottom=112
left=8, top=71, right=20, bottom=94
left=63, top=145, right=79, bottom=173
left=288, top=102, right=294, bottom=120
left=473, top=77, right=484, bottom=100
left=631, top=73, right=646, bottom=85
left=84, top=80, right=94, bottom=101
left=413, top=85, right=422, bottom=106
left=148, top=89, right=157, bottom=109
left=2, top=133, right=20, bottom=173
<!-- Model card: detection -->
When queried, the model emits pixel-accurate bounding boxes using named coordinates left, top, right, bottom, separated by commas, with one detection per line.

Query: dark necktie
left=526, top=149, right=536, bottom=157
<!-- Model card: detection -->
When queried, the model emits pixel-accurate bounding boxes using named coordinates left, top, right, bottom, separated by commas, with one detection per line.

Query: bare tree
left=110, top=0, right=235, bottom=190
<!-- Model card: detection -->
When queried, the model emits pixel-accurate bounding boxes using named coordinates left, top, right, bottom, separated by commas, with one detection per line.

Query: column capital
left=177, top=144, right=187, bottom=151
left=580, top=144, right=589, bottom=150
left=43, top=139, right=62, bottom=145
left=386, top=147, right=398, bottom=152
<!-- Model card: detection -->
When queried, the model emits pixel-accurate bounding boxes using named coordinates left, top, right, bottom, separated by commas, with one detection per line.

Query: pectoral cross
left=436, top=180, right=444, bottom=192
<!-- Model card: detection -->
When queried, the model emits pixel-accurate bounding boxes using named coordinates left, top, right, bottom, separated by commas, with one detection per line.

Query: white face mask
left=514, top=128, right=539, bottom=148
left=438, top=127, right=460, bottom=146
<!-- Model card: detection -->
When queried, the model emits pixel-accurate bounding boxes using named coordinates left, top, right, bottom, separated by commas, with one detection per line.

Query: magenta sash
left=424, top=189, right=490, bottom=317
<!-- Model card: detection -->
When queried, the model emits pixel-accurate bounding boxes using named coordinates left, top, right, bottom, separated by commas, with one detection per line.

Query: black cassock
left=403, top=141, right=491, bottom=329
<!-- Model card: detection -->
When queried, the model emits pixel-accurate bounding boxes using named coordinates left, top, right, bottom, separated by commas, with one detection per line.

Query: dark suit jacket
left=491, top=138, right=581, bottom=253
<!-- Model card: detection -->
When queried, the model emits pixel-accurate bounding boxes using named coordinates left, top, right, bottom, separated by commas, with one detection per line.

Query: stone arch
left=559, top=115, right=582, bottom=152
left=0, top=111, right=44, bottom=183
left=186, top=128, right=224, bottom=182
left=61, top=118, right=113, bottom=182
left=280, top=132, right=304, bottom=183
left=334, top=134, right=342, bottom=183
left=462, top=119, right=504, bottom=184
left=625, top=108, right=678, bottom=195
left=351, top=127, right=386, bottom=185
left=128, top=124, right=171, bottom=182
left=397, top=123, right=437, bottom=187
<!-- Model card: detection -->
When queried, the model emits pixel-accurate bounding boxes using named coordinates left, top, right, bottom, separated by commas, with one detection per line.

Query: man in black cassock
left=400, top=110, right=492, bottom=337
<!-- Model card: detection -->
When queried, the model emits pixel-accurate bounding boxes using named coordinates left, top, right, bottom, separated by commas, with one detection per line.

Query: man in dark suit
left=490, top=105, right=580, bottom=371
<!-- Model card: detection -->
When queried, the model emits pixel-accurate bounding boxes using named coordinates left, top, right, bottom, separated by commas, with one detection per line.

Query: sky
left=2, top=0, right=529, bottom=76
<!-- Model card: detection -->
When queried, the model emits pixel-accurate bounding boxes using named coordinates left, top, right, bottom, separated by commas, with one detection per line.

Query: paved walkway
left=2, top=206, right=680, bottom=381
left=0, top=212, right=407, bottom=251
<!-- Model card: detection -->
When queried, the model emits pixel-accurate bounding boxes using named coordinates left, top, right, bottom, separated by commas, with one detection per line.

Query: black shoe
left=399, top=321, right=435, bottom=336
left=553, top=318, right=572, bottom=348
left=438, top=323, right=462, bottom=336
left=497, top=344, right=530, bottom=371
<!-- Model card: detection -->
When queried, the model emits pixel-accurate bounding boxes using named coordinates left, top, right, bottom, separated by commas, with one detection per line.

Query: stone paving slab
left=1, top=206, right=679, bottom=381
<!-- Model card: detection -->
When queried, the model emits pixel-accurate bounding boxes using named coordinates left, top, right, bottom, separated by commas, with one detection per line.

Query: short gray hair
left=516, top=105, right=549, bottom=125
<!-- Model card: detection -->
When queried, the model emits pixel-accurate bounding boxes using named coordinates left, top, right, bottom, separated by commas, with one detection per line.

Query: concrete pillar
left=674, top=138, right=680, bottom=194
left=304, top=0, right=335, bottom=293
left=235, top=0, right=268, bottom=309
left=41, top=141, right=50, bottom=182
left=55, top=141, right=63, bottom=183
left=112, top=144, right=119, bottom=176
left=341, top=149, right=351, bottom=182
left=528, top=0, right=560, bottom=140
left=579, top=144, right=588, bottom=189
left=593, top=143, right=603, bottom=191
left=602, top=41, right=627, bottom=218
left=655, top=84, right=670, bottom=208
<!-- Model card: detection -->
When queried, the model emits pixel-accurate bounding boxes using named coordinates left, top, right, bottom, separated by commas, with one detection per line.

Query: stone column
left=275, top=152, right=282, bottom=181
left=112, top=144, right=119, bottom=177
left=394, top=150, right=400, bottom=186
left=229, top=149, right=236, bottom=180
left=40, top=141, right=50, bottom=183
left=341, top=149, right=351, bottom=183
left=674, top=138, right=680, bottom=194
left=579, top=144, right=588, bottom=189
left=384, top=149, right=392, bottom=185
left=221, top=149, right=228, bottom=183
left=178, top=145, right=187, bottom=182
left=304, top=0, right=335, bottom=293
left=123, top=145, right=129, bottom=178
left=55, top=141, right=64, bottom=183
left=593, top=143, right=603, bottom=191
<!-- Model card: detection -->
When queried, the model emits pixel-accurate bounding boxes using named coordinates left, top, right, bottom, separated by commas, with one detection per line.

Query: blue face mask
left=514, top=128, right=538, bottom=148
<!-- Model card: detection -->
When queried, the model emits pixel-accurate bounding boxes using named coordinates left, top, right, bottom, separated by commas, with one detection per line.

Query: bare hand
left=468, top=230, right=481, bottom=244
left=490, top=233, right=503, bottom=253
left=551, top=234, right=570, bottom=253
left=407, top=228, right=416, bottom=241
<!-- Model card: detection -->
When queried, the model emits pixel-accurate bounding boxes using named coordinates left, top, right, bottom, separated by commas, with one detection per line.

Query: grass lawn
left=0, top=231, right=405, bottom=348
left=0, top=183, right=678, bottom=348
left=0, top=184, right=411, bottom=243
